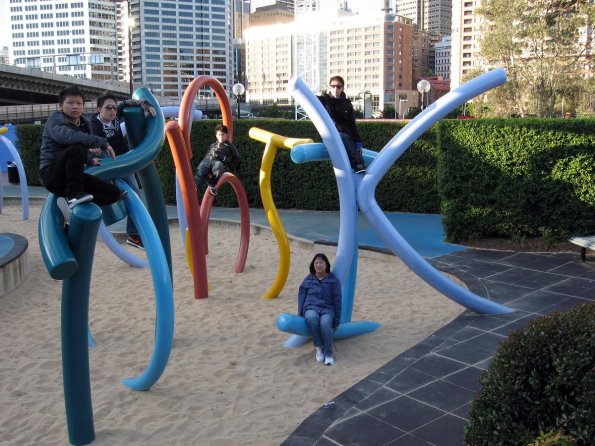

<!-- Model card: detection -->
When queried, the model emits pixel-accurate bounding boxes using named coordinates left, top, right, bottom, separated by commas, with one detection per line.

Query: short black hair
left=97, top=92, right=118, bottom=108
left=309, top=253, right=331, bottom=274
left=329, top=75, right=345, bottom=87
left=215, top=123, right=228, bottom=134
left=59, top=85, right=84, bottom=104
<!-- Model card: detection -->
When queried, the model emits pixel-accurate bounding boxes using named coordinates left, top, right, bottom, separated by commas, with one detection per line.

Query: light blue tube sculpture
left=280, top=69, right=511, bottom=338
left=0, top=133, right=29, bottom=220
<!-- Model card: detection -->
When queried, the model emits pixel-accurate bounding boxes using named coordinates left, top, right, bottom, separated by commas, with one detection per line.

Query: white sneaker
left=324, top=356, right=335, bottom=366
left=56, top=197, right=72, bottom=224
left=315, top=347, right=324, bottom=362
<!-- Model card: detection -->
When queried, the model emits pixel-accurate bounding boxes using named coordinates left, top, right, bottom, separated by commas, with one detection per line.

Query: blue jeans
left=304, top=309, right=334, bottom=357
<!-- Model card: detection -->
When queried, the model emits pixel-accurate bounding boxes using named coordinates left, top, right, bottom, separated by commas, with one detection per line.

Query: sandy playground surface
left=0, top=201, right=464, bottom=445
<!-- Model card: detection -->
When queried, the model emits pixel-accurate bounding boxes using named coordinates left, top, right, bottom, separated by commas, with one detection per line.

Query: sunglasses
left=330, top=84, right=343, bottom=89
left=103, top=105, right=117, bottom=111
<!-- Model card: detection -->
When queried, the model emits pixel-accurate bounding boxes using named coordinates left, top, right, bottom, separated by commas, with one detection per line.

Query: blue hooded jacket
left=298, top=272, right=342, bottom=328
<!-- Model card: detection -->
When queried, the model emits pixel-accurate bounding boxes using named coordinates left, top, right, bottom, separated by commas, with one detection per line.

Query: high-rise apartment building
left=250, top=0, right=295, bottom=13
left=133, top=0, right=234, bottom=98
left=434, top=35, right=450, bottom=80
left=450, top=0, right=482, bottom=88
left=395, top=0, right=452, bottom=35
left=8, top=0, right=120, bottom=81
left=245, top=10, right=423, bottom=114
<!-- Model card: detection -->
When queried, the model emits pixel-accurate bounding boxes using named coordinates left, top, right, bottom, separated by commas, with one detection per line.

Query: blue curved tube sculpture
left=38, top=88, right=173, bottom=445
left=0, top=132, right=29, bottom=220
left=278, top=69, right=512, bottom=347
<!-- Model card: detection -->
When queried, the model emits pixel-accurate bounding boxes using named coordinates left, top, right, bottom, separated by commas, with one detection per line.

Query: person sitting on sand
left=298, top=253, right=342, bottom=365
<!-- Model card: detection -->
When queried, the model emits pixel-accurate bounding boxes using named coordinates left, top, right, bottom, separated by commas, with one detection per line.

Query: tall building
left=395, top=0, right=452, bottom=35
left=250, top=0, right=295, bottom=13
left=133, top=0, right=235, bottom=98
left=434, top=35, right=450, bottom=80
left=245, top=9, right=423, bottom=114
left=449, top=0, right=483, bottom=88
left=8, top=0, right=120, bottom=82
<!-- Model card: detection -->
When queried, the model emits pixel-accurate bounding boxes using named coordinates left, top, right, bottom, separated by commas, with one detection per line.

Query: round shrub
left=464, top=302, right=595, bottom=446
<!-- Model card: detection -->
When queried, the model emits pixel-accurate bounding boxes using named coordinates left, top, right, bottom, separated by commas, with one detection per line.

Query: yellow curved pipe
left=249, top=128, right=312, bottom=299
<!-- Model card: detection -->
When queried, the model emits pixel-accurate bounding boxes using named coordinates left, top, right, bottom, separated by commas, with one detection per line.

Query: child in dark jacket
left=39, top=85, right=125, bottom=212
left=194, top=123, right=240, bottom=196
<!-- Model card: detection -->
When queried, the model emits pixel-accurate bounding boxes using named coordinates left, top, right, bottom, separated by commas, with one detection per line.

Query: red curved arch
left=199, top=172, right=250, bottom=273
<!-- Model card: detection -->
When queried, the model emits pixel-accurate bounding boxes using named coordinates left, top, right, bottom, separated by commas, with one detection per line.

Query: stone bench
left=568, top=235, right=595, bottom=261
left=0, top=233, right=29, bottom=296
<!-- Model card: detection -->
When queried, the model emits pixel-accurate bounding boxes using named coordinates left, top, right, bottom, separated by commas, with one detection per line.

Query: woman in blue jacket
left=298, top=253, right=342, bottom=365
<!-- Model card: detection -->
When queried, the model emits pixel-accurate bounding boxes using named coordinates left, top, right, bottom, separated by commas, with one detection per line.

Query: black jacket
left=90, top=99, right=147, bottom=156
left=318, top=92, right=362, bottom=143
left=204, top=140, right=240, bottom=170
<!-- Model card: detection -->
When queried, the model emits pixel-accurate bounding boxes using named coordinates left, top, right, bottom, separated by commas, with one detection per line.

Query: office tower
left=395, top=0, right=451, bottom=35
left=250, top=0, right=295, bottom=13
left=8, top=0, right=120, bottom=81
left=450, top=0, right=483, bottom=88
left=434, top=35, right=450, bottom=80
left=132, top=0, right=235, bottom=98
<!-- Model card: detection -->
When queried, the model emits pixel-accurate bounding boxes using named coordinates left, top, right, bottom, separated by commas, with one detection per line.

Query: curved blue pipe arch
left=277, top=69, right=512, bottom=347
left=38, top=88, right=173, bottom=445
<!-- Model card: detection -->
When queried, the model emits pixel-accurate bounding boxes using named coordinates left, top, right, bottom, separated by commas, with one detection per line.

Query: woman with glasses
left=318, top=75, right=366, bottom=173
left=91, top=93, right=156, bottom=250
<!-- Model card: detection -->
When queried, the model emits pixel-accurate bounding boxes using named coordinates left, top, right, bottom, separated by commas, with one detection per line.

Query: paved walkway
left=3, top=182, right=594, bottom=445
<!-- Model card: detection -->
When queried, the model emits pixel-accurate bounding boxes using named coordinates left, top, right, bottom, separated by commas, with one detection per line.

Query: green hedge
left=465, top=303, right=595, bottom=446
left=15, top=118, right=595, bottom=243
left=438, top=119, right=595, bottom=242
left=20, top=119, right=440, bottom=213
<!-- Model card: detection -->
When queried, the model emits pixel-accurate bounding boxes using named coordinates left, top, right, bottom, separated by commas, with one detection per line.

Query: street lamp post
left=232, top=83, right=245, bottom=118
left=362, top=90, right=371, bottom=118
left=417, top=79, right=431, bottom=111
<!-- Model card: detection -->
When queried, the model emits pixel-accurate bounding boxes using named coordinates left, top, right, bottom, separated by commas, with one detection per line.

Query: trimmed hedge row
left=15, top=118, right=595, bottom=242
left=438, top=119, right=595, bottom=242
left=18, top=118, right=441, bottom=213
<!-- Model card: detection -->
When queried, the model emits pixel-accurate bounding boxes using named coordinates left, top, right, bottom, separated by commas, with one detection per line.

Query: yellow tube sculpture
left=248, top=128, right=312, bottom=299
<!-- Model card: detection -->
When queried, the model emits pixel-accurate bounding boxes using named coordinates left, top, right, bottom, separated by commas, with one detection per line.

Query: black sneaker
left=66, top=192, right=94, bottom=209
left=126, top=235, right=145, bottom=250
left=209, top=186, right=218, bottom=196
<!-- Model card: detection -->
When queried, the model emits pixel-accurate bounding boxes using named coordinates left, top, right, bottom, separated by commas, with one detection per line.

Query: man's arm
left=228, top=142, right=240, bottom=170
left=117, top=99, right=156, bottom=118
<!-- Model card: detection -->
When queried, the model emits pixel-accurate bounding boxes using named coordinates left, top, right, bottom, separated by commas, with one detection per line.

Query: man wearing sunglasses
left=91, top=93, right=156, bottom=250
left=318, top=75, right=366, bottom=173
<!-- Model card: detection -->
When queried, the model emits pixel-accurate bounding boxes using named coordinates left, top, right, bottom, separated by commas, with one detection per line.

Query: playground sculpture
left=0, top=126, right=29, bottom=220
left=165, top=75, right=250, bottom=299
left=251, top=69, right=513, bottom=348
left=38, top=89, right=173, bottom=446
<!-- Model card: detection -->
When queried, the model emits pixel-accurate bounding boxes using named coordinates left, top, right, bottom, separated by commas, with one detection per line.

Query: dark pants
left=194, top=158, right=225, bottom=190
left=40, top=144, right=122, bottom=206
left=339, top=133, right=364, bottom=170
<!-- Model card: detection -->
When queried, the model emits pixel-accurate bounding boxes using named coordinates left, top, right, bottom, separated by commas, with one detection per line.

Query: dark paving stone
left=475, top=358, right=492, bottom=370
left=337, top=378, right=382, bottom=405
left=538, top=296, right=592, bottom=315
left=487, top=268, right=567, bottom=289
left=468, top=315, right=513, bottom=331
left=313, top=437, right=336, bottom=446
left=442, top=366, right=483, bottom=392
left=491, top=320, right=530, bottom=336
left=450, top=326, right=486, bottom=342
left=549, top=262, right=595, bottom=279
left=408, top=380, right=477, bottom=412
left=324, top=412, right=405, bottom=446
left=451, top=402, right=471, bottom=420
left=386, top=368, right=436, bottom=394
left=480, top=280, right=535, bottom=302
left=355, top=386, right=400, bottom=411
left=434, top=341, right=496, bottom=366
left=495, top=253, right=573, bottom=272
left=507, top=289, right=570, bottom=312
left=283, top=420, right=328, bottom=445
left=446, top=249, right=515, bottom=263
left=411, top=414, right=468, bottom=446
left=281, top=435, right=317, bottom=446
left=470, top=332, right=506, bottom=351
left=386, top=434, right=434, bottom=445
left=368, top=356, right=419, bottom=385
left=368, top=395, right=445, bottom=432
left=544, top=277, right=595, bottom=299
left=411, top=354, right=466, bottom=378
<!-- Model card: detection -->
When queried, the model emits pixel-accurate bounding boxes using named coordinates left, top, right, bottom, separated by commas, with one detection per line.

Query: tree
left=477, top=0, right=595, bottom=117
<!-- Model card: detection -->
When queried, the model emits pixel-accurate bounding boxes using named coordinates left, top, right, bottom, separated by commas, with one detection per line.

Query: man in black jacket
left=318, top=75, right=366, bottom=173
left=91, top=93, right=156, bottom=249
left=39, top=86, right=126, bottom=213
left=194, top=123, right=240, bottom=196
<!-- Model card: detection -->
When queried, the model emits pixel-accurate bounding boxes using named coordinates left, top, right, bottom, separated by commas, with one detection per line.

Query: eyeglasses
left=330, top=84, right=343, bottom=89
left=103, top=105, right=117, bottom=111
